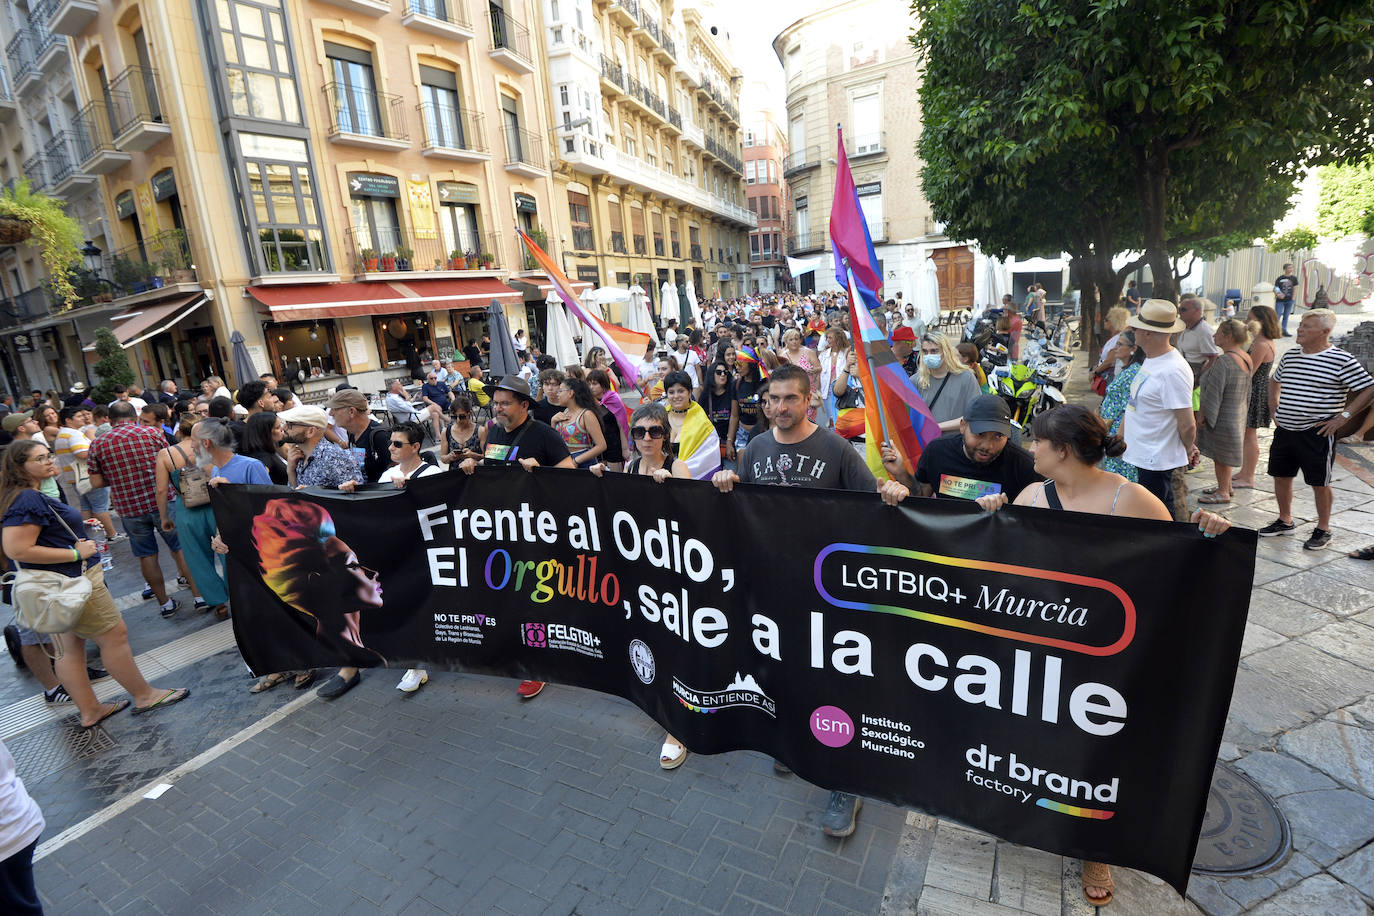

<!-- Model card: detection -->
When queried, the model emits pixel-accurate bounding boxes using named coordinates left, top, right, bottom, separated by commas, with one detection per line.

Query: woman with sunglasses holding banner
left=590, top=402, right=691, bottom=768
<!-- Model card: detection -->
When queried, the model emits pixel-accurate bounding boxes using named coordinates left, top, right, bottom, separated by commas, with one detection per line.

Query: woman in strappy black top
left=975, top=403, right=1231, bottom=907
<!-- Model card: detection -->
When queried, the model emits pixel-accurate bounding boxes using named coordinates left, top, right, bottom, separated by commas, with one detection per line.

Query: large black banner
left=214, top=469, right=1255, bottom=892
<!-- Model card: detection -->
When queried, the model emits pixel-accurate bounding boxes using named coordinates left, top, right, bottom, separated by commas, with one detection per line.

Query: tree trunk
left=1138, top=162, right=1176, bottom=301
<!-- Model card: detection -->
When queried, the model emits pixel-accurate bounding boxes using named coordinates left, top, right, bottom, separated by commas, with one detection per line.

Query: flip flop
left=1233, top=483, right=1254, bottom=489
left=82, top=699, right=129, bottom=729
left=1349, top=546, right=1374, bottom=561
left=1199, top=485, right=1222, bottom=495
left=132, top=688, right=190, bottom=716
left=1198, top=493, right=1232, bottom=504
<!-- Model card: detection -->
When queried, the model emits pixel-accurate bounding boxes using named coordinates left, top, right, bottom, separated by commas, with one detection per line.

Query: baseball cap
left=326, top=389, right=368, bottom=412
left=964, top=395, right=1012, bottom=438
left=2, top=411, right=33, bottom=432
left=892, top=326, right=917, bottom=342
left=276, top=404, right=330, bottom=429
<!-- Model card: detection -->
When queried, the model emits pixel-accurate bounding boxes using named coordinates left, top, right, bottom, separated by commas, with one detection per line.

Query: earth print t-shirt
left=739, top=427, right=876, bottom=492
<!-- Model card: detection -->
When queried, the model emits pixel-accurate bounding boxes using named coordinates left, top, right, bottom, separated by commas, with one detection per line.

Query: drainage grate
left=8, top=720, right=117, bottom=781
left=1192, top=763, right=1291, bottom=876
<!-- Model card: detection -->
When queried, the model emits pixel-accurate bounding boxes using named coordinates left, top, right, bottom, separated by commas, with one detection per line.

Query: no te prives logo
left=810, top=705, right=855, bottom=748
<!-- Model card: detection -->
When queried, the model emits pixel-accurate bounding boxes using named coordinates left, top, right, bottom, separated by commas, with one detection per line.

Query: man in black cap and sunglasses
left=458, top=377, right=576, bottom=700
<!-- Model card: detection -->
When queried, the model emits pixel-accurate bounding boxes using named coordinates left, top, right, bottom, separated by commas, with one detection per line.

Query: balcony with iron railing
left=568, top=226, right=593, bottom=251
left=324, top=82, right=410, bottom=150
left=704, top=135, right=742, bottom=174
left=348, top=224, right=504, bottom=276
left=101, top=229, right=200, bottom=302
left=786, top=231, right=827, bottom=255
left=5, top=29, right=38, bottom=95
left=501, top=125, right=545, bottom=178
left=418, top=104, right=488, bottom=162
left=21, top=153, right=47, bottom=193
left=599, top=54, right=624, bottom=94
left=632, top=234, right=646, bottom=255
left=109, top=66, right=170, bottom=151
left=71, top=100, right=131, bottom=174
left=488, top=9, right=534, bottom=73
left=783, top=145, right=821, bottom=177
left=47, top=0, right=99, bottom=37
left=689, top=243, right=702, bottom=260
left=666, top=107, right=681, bottom=131
left=43, top=132, right=95, bottom=196
left=658, top=26, right=675, bottom=60
left=608, top=0, right=638, bottom=29
left=32, top=4, right=67, bottom=73
left=849, top=131, right=886, bottom=158
left=0, top=286, right=58, bottom=329
left=402, top=0, right=474, bottom=40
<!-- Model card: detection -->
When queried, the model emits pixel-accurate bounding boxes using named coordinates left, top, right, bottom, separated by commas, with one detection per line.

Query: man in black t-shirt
left=327, top=389, right=394, bottom=484
left=530, top=368, right=564, bottom=426
left=459, top=377, right=574, bottom=701
left=884, top=395, right=1040, bottom=502
left=1273, top=262, right=1299, bottom=337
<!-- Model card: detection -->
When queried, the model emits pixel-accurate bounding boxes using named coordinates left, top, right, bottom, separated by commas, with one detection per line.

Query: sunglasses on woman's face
left=630, top=426, right=667, bottom=440
left=714, top=368, right=728, bottom=375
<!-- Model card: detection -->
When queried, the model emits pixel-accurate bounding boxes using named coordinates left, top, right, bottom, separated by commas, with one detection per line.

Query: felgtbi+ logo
left=810, top=705, right=855, bottom=748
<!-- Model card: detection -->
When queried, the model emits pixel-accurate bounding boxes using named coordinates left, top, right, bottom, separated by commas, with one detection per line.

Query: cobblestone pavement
left=6, top=311, right=1374, bottom=914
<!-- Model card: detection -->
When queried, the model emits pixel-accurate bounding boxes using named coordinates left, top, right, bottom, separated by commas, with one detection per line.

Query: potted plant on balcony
left=360, top=247, right=379, bottom=271
left=465, top=249, right=479, bottom=270
left=448, top=249, right=465, bottom=270
left=0, top=180, right=82, bottom=307
left=112, top=254, right=140, bottom=294
left=379, top=250, right=397, bottom=271
left=146, top=260, right=164, bottom=289
left=480, top=251, right=495, bottom=270
left=394, top=245, right=413, bottom=271
left=160, top=240, right=196, bottom=283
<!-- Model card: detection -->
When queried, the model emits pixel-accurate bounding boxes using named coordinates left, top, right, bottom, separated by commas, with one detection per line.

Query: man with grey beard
left=164, top=419, right=271, bottom=620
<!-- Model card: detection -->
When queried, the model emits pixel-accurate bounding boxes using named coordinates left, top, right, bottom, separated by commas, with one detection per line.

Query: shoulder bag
left=3, top=503, right=92, bottom=635
left=170, top=444, right=212, bottom=508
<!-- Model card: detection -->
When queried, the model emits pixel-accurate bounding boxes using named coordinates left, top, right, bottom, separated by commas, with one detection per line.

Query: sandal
left=1197, top=493, right=1232, bottom=504
left=1232, top=482, right=1254, bottom=489
left=82, top=699, right=129, bottom=729
left=294, top=670, right=318, bottom=690
left=132, top=688, right=190, bottom=716
left=660, top=734, right=688, bottom=770
left=1199, top=485, right=1221, bottom=495
left=1082, top=860, right=1114, bottom=907
left=213, top=605, right=230, bottom=620
left=250, top=672, right=290, bottom=694
left=1349, top=545, right=1374, bottom=561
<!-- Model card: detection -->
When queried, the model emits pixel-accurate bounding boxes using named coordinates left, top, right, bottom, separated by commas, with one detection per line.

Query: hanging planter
left=0, top=217, right=32, bottom=245
left=0, top=180, right=82, bottom=307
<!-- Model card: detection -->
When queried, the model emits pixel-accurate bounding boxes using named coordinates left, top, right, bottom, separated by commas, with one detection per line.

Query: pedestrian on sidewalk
left=713, top=364, right=908, bottom=839
left=1273, top=263, right=1299, bottom=336
left=53, top=407, right=119, bottom=543
left=0, top=736, right=43, bottom=914
left=1120, top=300, right=1198, bottom=518
left=1, top=440, right=190, bottom=729
left=1196, top=319, right=1254, bottom=505
left=974, top=404, right=1232, bottom=906
left=87, top=402, right=198, bottom=618
left=1260, top=309, right=1374, bottom=550
left=1235, top=305, right=1280, bottom=489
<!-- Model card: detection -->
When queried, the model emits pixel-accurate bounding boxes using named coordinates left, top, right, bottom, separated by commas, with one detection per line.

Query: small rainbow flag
left=517, top=229, right=648, bottom=386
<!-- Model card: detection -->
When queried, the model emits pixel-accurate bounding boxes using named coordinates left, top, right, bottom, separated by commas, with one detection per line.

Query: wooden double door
left=930, top=245, right=974, bottom=310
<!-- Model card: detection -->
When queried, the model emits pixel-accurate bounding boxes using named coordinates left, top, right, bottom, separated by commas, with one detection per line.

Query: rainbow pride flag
left=829, top=126, right=942, bottom=478
left=517, top=229, right=649, bottom=386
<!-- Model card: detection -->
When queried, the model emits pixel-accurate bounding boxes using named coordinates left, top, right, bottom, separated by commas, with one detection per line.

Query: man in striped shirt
left=1261, top=309, right=1374, bottom=550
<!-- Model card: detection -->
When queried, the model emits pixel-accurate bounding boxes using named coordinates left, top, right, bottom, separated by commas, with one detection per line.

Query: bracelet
left=71, top=547, right=80, bottom=562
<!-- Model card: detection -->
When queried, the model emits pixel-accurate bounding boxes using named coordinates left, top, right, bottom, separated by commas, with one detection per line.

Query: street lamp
left=81, top=240, right=102, bottom=273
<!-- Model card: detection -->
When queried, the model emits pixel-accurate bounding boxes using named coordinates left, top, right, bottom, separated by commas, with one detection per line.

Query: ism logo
left=810, top=706, right=855, bottom=748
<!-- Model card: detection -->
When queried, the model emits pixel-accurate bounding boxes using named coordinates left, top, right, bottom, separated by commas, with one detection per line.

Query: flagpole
left=844, top=261, right=893, bottom=446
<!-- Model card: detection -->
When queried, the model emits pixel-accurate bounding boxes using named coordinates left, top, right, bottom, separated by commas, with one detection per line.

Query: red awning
left=249, top=278, right=524, bottom=322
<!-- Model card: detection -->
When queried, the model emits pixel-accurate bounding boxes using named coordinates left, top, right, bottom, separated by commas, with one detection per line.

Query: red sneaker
left=516, top=680, right=545, bottom=699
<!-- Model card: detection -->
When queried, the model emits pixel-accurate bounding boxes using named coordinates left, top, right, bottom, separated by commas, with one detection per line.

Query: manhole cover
left=9, top=721, right=117, bottom=781
left=1192, top=762, right=1291, bottom=876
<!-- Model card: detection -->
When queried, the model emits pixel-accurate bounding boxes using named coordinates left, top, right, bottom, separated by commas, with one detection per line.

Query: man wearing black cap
left=458, top=377, right=575, bottom=700
left=883, top=395, right=1040, bottom=502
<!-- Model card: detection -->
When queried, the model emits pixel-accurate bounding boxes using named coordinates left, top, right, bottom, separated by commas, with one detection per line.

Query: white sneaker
left=396, top=669, right=428, bottom=693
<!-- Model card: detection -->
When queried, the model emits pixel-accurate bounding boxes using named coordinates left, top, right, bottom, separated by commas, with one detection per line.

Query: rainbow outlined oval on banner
left=813, top=543, right=1137, bottom=657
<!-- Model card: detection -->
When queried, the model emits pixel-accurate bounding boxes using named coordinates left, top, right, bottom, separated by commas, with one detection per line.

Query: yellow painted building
left=37, top=0, right=572, bottom=400
left=537, top=0, right=753, bottom=322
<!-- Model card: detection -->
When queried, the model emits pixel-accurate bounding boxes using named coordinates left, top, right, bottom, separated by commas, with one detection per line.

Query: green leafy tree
left=91, top=327, right=135, bottom=405
left=1266, top=225, right=1319, bottom=257
left=0, top=180, right=83, bottom=307
left=913, top=0, right=1374, bottom=310
left=1316, top=156, right=1374, bottom=239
